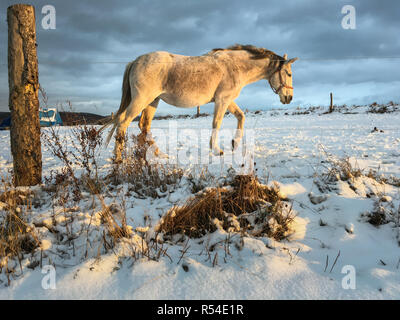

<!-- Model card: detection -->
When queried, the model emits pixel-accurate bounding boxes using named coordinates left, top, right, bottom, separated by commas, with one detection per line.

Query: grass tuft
left=157, top=174, right=295, bottom=241
left=109, top=134, right=183, bottom=198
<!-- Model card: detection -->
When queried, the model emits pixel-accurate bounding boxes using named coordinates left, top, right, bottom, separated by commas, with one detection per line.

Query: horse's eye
left=285, top=70, right=292, bottom=77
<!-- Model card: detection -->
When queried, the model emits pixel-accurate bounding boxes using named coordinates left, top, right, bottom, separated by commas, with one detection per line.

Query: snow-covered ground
left=1, top=105, right=400, bottom=299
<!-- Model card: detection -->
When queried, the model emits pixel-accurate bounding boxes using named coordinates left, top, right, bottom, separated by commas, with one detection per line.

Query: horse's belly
left=159, top=93, right=212, bottom=108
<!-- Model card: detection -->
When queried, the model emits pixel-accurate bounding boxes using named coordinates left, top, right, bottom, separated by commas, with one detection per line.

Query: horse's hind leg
left=114, top=96, right=154, bottom=162
left=227, top=102, right=245, bottom=150
left=139, top=98, right=159, bottom=135
left=138, top=98, right=159, bottom=149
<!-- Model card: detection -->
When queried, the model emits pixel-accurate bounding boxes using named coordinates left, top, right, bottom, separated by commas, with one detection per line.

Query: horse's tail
left=99, top=61, right=135, bottom=146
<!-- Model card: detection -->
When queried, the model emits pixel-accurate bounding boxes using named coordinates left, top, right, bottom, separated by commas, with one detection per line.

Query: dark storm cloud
left=0, top=0, right=399, bottom=115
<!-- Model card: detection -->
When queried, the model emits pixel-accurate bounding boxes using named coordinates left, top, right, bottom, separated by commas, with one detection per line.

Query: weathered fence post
left=196, top=106, right=200, bottom=117
left=7, top=4, right=42, bottom=186
left=329, top=92, right=334, bottom=113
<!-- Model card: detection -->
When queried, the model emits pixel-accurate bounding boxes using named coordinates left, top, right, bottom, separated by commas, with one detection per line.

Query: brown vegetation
left=109, top=134, right=184, bottom=198
left=0, top=177, right=40, bottom=285
left=157, top=175, right=295, bottom=241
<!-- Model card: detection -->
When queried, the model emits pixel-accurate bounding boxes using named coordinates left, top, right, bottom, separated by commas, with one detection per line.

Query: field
left=0, top=103, right=399, bottom=299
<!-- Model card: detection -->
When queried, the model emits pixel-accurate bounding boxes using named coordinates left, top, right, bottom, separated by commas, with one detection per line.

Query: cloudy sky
left=1, top=0, right=399, bottom=115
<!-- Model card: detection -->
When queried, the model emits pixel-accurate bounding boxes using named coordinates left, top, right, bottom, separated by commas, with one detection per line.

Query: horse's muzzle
left=285, top=95, right=293, bottom=104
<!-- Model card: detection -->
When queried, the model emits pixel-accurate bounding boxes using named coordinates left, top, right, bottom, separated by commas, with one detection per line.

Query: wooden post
left=329, top=92, right=334, bottom=113
left=7, top=4, right=42, bottom=186
left=196, top=106, right=200, bottom=117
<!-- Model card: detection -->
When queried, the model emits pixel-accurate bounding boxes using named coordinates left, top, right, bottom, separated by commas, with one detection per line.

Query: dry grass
left=367, top=102, right=398, bottom=114
left=366, top=203, right=388, bottom=226
left=42, top=121, right=104, bottom=201
left=364, top=198, right=400, bottom=248
left=0, top=177, right=40, bottom=285
left=364, top=196, right=400, bottom=229
left=91, top=189, right=171, bottom=263
left=40, top=91, right=105, bottom=200
left=157, top=174, right=295, bottom=241
left=97, top=195, right=131, bottom=245
left=320, top=157, right=363, bottom=184
left=187, top=167, right=215, bottom=194
left=110, top=134, right=183, bottom=198
left=366, top=169, right=400, bottom=188
left=316, top=155, right=400, bottom=195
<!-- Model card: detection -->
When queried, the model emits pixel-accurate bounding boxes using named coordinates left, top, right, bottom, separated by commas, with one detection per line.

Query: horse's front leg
left=227, top=101, right=245, bottom=151
left=210, top=100, right=230, bottom=156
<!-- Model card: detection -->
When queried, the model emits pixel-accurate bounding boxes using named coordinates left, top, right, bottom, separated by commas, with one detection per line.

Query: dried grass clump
left=367, top=102, right=398, bottom=114
left=157, top=175, right=295, bottom=241
left=321, top=157, right=363, bottom=183
left=364, top=197, right=400, bottom=229
left=366, top=170, right=400, bottom=188
left=316, top=156, right=400, bottom=196
left=110, top=134, right=183, bottom=198
left=98, top=201, right=131, bottom=244
left=42, top=121, right=104, bottom=202
left=96, top=194, right=171, bottom=263
left=366, top=205, right=387, bottom=226
left=0, top=211, right=38, bottom=257
left=40, top=92, right=102, bottom=200
left=0, top=189, right=33, bottom=208
left=0, top=179, right=40, bottom=284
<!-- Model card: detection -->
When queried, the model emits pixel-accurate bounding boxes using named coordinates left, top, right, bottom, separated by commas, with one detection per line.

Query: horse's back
left=162, top=53, right=224, bottom=107
left=129, top=50, right=225, bottom=107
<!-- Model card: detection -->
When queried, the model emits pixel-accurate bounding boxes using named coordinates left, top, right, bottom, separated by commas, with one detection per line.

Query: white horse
left=102, top=44, right=297, bottom=160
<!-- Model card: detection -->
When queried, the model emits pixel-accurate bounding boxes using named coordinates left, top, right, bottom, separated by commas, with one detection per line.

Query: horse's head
left=268, top=54, right=298, bottom=104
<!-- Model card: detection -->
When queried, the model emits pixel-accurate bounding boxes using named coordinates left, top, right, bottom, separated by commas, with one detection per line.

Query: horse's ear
left=283, top=53, right=288, bottom=60
left=285, top=57, right=298, bottom=65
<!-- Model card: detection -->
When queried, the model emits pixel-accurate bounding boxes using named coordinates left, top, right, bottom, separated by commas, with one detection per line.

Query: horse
left=101, top=44, right=298, bottom=161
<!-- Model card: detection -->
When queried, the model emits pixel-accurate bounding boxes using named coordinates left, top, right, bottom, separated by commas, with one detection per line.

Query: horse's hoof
left=211, top=148, right=224, bottom=156
left=157, top=151, right=169, bottom=159
left=113, top=158, right=122, bottom=165
left=232, top=139, right=239, bottom=151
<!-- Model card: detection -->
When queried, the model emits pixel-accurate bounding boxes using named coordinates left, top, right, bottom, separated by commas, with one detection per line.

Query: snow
left=0, top=105, right=400, bottom=299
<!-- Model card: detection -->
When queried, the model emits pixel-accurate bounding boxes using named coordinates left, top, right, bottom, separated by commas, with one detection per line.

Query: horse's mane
left=209, top=44, right=283, bottom=60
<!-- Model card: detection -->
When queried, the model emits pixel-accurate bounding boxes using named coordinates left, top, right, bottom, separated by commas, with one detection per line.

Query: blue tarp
left=0, top=116, right=11, bottom=129
left=39, top=108, right=63, bottom=127
left=0, top=108, right=63, bottom=130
